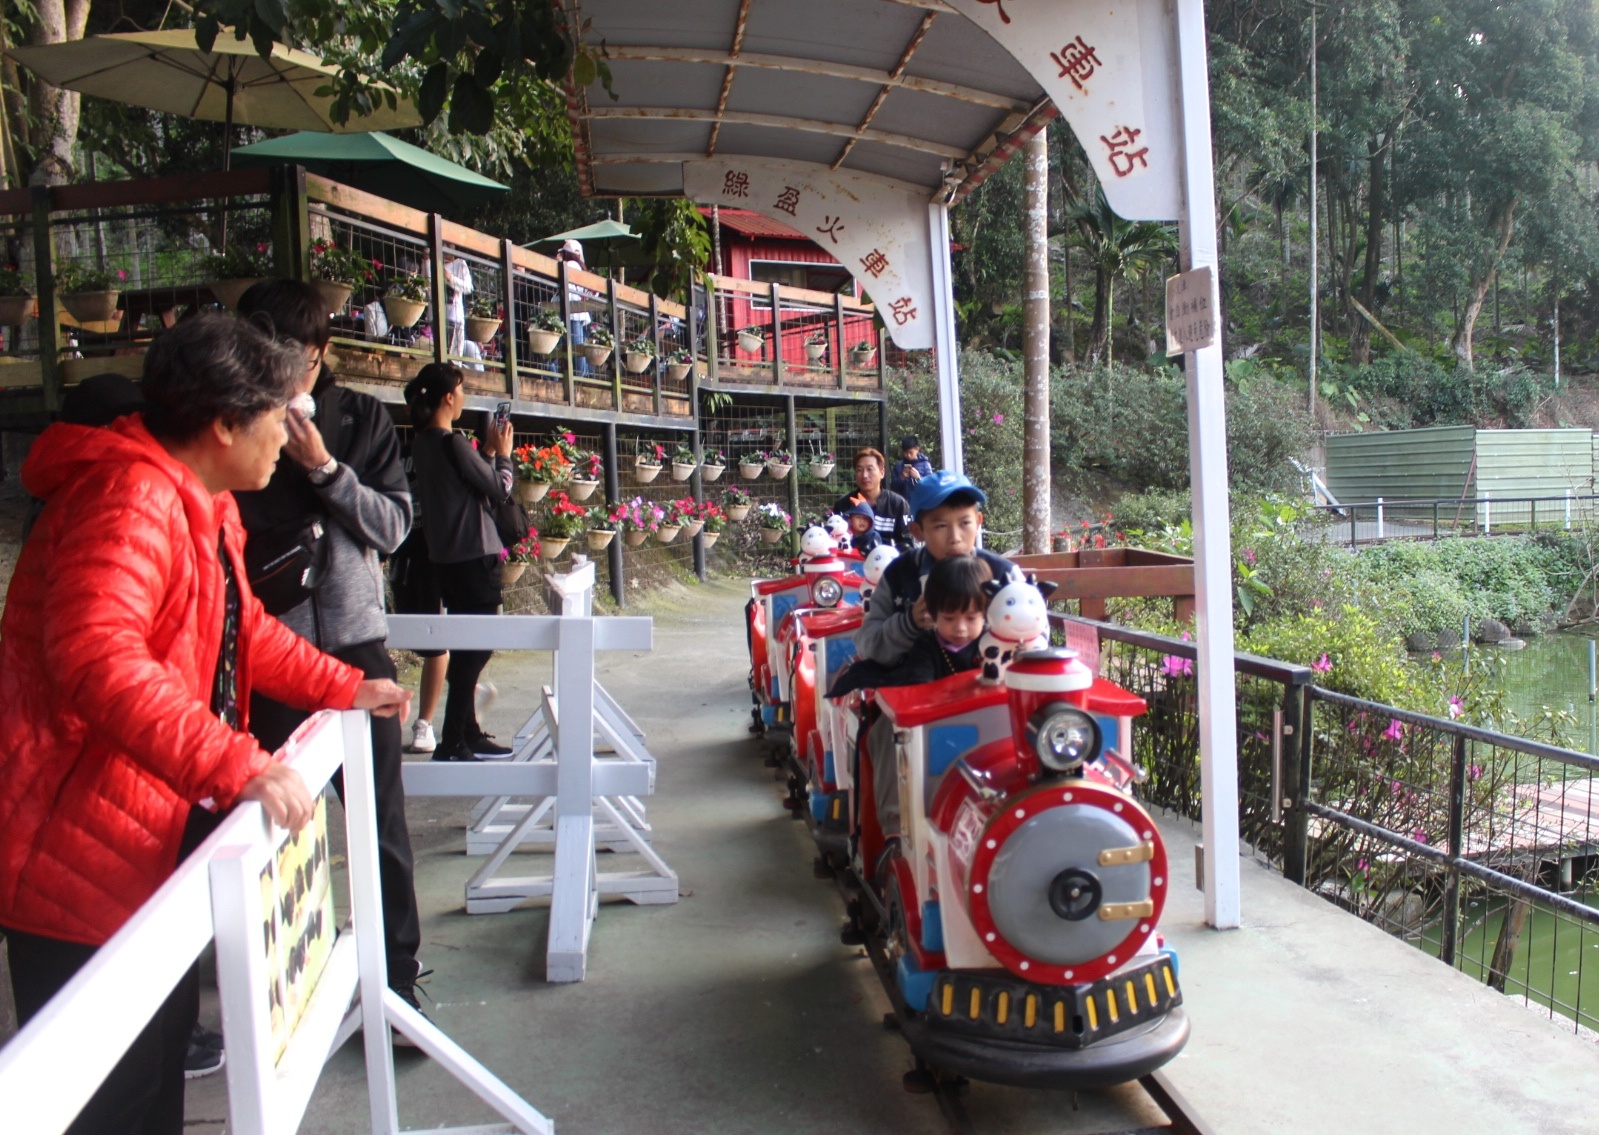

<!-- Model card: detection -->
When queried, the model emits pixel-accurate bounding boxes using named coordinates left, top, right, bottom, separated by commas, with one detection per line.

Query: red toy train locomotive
left=744, top=530, right=1188, bottom=1089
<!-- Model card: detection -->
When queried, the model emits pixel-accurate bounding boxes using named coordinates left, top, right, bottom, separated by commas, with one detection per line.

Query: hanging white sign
left=945, top=0, right=1183, bottom=221
left=683, top=158, right=937, bottom=350
left=1165, top=264, right=1217, bottom=355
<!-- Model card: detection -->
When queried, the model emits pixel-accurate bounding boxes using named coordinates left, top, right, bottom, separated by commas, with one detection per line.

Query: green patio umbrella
left=530, top=219, right=643, bottom=271
left=231, top=130, right=507, bottom=214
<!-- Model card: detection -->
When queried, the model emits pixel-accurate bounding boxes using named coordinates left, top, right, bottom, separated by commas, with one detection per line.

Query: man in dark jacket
left=232, top=279, right=424, bottom=1013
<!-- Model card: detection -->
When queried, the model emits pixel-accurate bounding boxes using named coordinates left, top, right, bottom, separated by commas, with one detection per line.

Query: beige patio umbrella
left=8, top=28, right=420, bottom=168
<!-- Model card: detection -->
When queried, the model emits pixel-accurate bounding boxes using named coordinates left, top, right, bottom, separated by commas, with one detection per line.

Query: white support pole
left=1567, top=488, right=1573, bottom=530
left=547, top=616, right=599, bottom=982
left=1376, top=497, right=1385, bottom=540
left=1174, top=0, right=1242, bottom=929
left=928, top=198, right=964, bottom=473
left=1483, top=490, right=1492, bottom=535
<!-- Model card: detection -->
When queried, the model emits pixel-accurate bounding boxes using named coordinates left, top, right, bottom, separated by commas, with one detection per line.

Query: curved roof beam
left=581, top=107, right=971, bottom=161
left=600, top=45, right=1027, bottom=114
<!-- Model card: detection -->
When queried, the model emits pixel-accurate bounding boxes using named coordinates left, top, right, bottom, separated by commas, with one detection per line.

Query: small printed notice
left=1061, top=620, right=1101, bottom=677
left=1165, top=265, right=1217, bottom=356
left=260, top=796, right=336, bottom=1064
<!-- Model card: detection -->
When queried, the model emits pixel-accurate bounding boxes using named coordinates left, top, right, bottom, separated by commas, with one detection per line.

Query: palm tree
left=1068, top=189, right=1177, bottom=366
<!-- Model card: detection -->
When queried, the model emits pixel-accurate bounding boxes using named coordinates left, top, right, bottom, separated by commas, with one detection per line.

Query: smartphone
left=493, top=401, right=511, bottom=428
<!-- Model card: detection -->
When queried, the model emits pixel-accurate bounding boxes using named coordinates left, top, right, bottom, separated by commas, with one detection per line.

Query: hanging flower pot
left=587, top=528, right=616, bottom=552
left=759, top=526, right=786, bottom=544
left=623, top=351, right=654, bottom=374
left=671, top=461, right=697, bottom=482
left=702, top=531, right=721, bottom=550
left=580, top=343, right=613, bottom=367
left=624, top=529, right=650, bottom=547
left=466, top=316, right=502, bottom=344
left=540, top=538, right=570, bottom=560
left=633, top=461, right=662, bottom=485
left=851, top=344, right=876, bottom=368
left=515, top=480, right=552, bottom=504
left=666, top=362, right=692, bottom=382
left=682, top=518, right=705, bottom=538
left=210, top=278, right=265, bottom=312
left=313, top=280, right=354, bottom=315
left=765, top=459, right=793, bottom=480
left=655, top=524, right=682, bottom=544
left=702, top=462, right=725, bottom=483
left=805, top=342, right=827, bottom=362
left=0, top=293, right=34, bottom=325
left=726, top=504, right=752, bottom=522
left=501, top=561, right=528, bottom=585
left=569, top=478, right=601, bottom=502
left=739, top=460, right=764, bottom=479
left=809, top=460, right=836, bottom=480
left=528, top=328, right=564, bottom=356
left=62, top=290, right=122, bottom=325
left=738, top=330, right=764, bottom=354
left=383, top=296, right=428, bottom=329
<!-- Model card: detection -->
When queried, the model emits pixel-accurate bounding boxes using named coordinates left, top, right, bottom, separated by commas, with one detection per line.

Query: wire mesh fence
left=1313, top=495, right=1599, bottom=546
left=1303, top=687, right=1599, bottom=1034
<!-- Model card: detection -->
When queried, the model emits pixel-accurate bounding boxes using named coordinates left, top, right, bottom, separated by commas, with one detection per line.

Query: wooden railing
left=0, top=165, right=886, bottom=429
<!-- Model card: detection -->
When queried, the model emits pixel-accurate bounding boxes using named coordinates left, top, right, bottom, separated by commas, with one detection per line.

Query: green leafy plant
left=57, top=263, right=127, bottom=293
left=205, top=242, right=273, bottom=279
left=530, top=308, right=565, bottom=332
left=622, top=336, right=655, bottom=356
left=0, top=265, right=33, bottom=296
left=468, top=293, right=501, bottom=319
left=309, top=238, right=376, bottom=288
left=721, top=486, right=751, bottom=508
left=586, top=324, right=615, bottom=347
left=671, top=443, right=695, bottom=464
left=385, top=271, right=430, bottom=302
left=755, top=502, right=792, bottom=532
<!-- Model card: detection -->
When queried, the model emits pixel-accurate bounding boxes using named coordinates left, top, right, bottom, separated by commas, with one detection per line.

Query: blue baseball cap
left=908, top=470, right=988, bottom=518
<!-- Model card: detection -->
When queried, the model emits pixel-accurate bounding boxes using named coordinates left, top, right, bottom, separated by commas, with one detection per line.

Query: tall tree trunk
left=1451, top=198, right=1518, bottom=370
left=1351, top=132, right=1389, bottom=366
left=26, top=0, right=92, bottom=186
left=1022, top=132, right=1051, bottom=555
left=1087, top=266, right=1110, bottom=364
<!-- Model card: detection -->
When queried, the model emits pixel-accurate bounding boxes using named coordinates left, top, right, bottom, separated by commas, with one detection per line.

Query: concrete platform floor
left=168, top=577, right=1599, bottom=1132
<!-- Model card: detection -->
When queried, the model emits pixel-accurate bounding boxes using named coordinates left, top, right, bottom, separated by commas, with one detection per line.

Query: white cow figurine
left=976, top=575, right=1059, bottom=685
left=798, top=525, right=835, bottom=562
left=824, top=513, right=850, bottom=546
left=859, top=544, right=899, bottom=612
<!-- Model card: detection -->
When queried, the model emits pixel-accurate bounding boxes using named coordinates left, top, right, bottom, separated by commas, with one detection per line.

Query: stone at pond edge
left=1405, top=632, right=1439, bottom=653
left=1492, top=638, right=1528, bottom=651
left=1474, top=618, right=1511, bottom=644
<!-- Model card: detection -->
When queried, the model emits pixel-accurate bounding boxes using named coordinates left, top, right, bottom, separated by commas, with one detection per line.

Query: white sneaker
left=475, top=681, right=498, bottom=715
left=410, top=719, right=437, bottom=754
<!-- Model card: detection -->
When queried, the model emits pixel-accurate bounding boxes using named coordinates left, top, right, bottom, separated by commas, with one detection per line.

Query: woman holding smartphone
left=405, top=363, right=514, bottom=762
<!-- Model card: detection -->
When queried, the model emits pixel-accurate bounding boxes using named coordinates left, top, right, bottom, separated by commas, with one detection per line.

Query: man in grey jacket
left=233, top=280, right=425, bottom=1012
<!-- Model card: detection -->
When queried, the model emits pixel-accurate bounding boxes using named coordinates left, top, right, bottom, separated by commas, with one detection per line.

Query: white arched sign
left=684, top=158, right=938, bottom=351
left=947, top=0, right=1182, bottom=221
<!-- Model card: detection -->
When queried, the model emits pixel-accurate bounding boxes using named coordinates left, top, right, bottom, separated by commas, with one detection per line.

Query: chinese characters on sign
left=976, top=0, right=1013, bottom=23
left=722, top=170, right=750, bottom=198
left=859, top=248, right=890, bottom=278
left=1100, top=126, right=1150, bottom=178
left=1165, top=265, right=1218, bottom=356
left=889, top=297, right=918, bottom=326
left=1050, top=35, right=1102, bottom=92
left=816, top=215, right=846, bottom=244
left=773, top=185, right=801, bottom=216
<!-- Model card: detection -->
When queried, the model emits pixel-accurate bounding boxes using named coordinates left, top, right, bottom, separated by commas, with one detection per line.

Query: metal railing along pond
left=1314, top=493, right=1599, bottom=547
left=1057, top=613, right=1599, bottom=1035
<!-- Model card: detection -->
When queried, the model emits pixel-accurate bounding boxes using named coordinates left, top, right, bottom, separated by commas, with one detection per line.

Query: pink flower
left=115, top=268, right=128, bottom=281
left=1161, top=655, right=1193, bottom=678
left=1412, top=828, right=1429, bottom=845
left=1467, top=764, right=1483, bottom=782
left=1312, top=653, right=1332, bottom=672
left=1447, top=695, right=1464, bottom=720
left=1382, top=719, right=1404, bottom=742
left=563, top=432, right=576, bottom=444
left=1356, top=859, right=1369, bottom=872
left=992, top=413, right=1004, bottom=424
left=1241, top=548, right=1256, bottom=565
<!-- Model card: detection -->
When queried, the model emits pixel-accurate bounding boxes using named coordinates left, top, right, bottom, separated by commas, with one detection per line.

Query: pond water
left=1474, top=629, right=1599, bottom=752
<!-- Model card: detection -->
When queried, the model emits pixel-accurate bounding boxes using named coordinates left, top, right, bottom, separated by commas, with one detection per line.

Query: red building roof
left=700, top=207, right=809, bottom=241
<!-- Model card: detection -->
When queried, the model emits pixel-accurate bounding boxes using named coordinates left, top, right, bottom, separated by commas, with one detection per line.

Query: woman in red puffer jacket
left=0, top=314, right=410, bottom=1135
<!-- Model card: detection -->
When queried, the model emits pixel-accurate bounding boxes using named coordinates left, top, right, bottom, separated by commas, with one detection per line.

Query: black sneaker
left=184, top=1024, right=225, bottom=1079
left=467, top=733, right=513, bottom=756
left=389, top=967, right=431, bottom=1050
left=431, top=741, right=483, bottom=762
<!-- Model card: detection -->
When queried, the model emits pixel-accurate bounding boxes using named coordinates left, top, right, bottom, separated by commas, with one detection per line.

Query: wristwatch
left=308, top=456, right=339, bottom=485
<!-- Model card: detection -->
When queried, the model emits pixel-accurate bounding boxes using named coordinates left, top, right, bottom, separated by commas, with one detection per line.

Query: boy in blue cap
left=853, top=470, right=1019, bottom=839
left=855, top=470, right=1017, bottom=666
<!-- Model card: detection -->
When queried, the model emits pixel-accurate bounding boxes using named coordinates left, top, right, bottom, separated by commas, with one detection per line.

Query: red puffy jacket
left=0, top=416, right=364, bottom=945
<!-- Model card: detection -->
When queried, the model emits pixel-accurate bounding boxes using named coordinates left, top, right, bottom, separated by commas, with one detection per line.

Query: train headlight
left=812, top=577, right=844, bottom=608
left=1027, top=706, right=1100, bottom=772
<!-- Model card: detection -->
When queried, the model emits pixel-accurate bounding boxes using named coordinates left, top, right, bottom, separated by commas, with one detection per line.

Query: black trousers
left=1, top=809, right=215, bottom=1135
left=249, top=637, right=421, bottom=981
left=436, top=554, right=503, bottom=748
